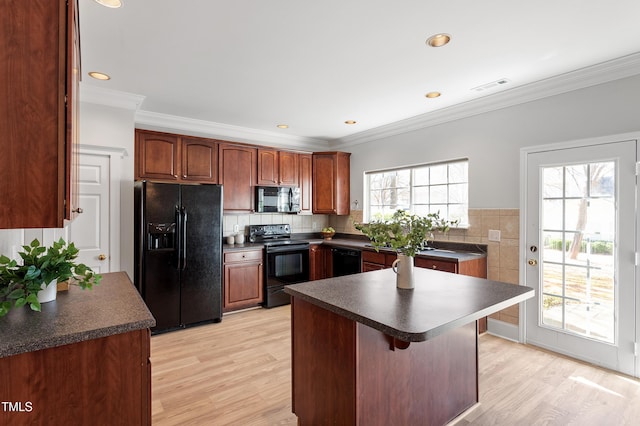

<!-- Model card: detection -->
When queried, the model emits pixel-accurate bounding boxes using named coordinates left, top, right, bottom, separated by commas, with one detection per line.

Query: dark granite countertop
left=284, top=268, right=533, bottom=342
left=0, top=271, right=156, bottom=358
left=224, top=236, right=486, bottom=262
left=223, top=242, right=265, bottom=252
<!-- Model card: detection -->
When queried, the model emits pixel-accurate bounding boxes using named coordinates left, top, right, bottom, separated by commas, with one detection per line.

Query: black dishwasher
left=332, top=248, right=362, bottom=277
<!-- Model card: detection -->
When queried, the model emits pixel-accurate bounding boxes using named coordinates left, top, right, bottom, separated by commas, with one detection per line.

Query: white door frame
left=520, top=131, right=640, bottom=377
left=77, top=144, right=128, bottom=273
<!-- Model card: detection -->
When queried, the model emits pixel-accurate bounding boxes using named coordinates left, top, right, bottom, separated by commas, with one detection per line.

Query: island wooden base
left=0, top=329, right=150, bottom=426
left=292, top=298, right=478, bottom=425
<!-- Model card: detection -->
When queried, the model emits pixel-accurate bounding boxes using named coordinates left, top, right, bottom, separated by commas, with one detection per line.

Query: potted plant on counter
left=0, top=238, right=102, bottom=317
left=354, top=210, right=457, bottom=289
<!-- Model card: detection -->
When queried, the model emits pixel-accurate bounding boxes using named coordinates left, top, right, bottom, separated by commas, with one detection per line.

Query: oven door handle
left=266, top=244, right=310, bottom=253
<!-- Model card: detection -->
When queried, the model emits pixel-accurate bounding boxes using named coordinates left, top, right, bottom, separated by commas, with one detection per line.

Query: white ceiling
left=79, top=0, right=640, bottom=147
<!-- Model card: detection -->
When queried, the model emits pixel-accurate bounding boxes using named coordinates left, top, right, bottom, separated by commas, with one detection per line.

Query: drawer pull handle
left=432, top=265, right=437, bottom=269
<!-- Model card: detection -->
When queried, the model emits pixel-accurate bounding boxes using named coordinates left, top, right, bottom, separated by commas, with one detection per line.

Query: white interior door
left=525, top=139, right=637, bottom=376
left=69, top=153, right=110, bottom=273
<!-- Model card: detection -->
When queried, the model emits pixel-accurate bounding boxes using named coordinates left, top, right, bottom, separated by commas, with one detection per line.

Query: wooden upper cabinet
left=181, top=137, right=218, bottom=183
left=136, top=131, right=180, bottom=181
left=257, top=149, right=299, bottom=186
left=135, top=130, right=218, bottom=184
left=219, top=143, right=257, bottom=212
left=257, top=149, right=279, bottom=185
left=0, top=0, right=79, bottom=228
left=279, top=151, right=299, bottom=186
left=299, top=154, right=313, bottom=214
left=312, top=152, right=351, bottom=215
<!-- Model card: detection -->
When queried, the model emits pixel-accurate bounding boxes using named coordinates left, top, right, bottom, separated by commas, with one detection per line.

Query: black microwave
left=256, top=186, right=301, bottom=213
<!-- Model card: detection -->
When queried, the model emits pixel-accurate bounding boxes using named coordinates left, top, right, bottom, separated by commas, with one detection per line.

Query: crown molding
left=79, top=83, right=146, bottom=111
left=134, top=110, right=330, bottom=151
left=330, top=52, right=640, bottom=149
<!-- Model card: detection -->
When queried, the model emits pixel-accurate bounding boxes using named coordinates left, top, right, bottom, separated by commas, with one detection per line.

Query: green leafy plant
left=354, top=210, right=457, bottom=257
left=0, top=238, right=101, bottom=317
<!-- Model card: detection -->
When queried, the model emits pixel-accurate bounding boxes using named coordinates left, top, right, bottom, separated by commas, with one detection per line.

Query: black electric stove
left=248, top=224, right=310, bottom=308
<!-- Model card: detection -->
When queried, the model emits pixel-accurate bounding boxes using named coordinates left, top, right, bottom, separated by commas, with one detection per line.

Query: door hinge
left=636, top=253, right=639, bottom=266
left=636, top=162, right=640, bottom=176
left=634, top=342, right=638, bottom=357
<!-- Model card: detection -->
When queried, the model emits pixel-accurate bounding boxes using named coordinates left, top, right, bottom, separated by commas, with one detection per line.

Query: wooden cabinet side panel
left=356, top=322, right=478, bottom=425
left=66, top=0, right=81, bottom=221
left=458, top=257, right=488, bottom=278
left=0, top=0, right=66, bottom=228
left=335, top=152, right=351, bottom=215
left=291, top=298, right=356, bottom=424
left=298, top=154, right=313, bottom=213
left=0, top=329, right=150, bottom=426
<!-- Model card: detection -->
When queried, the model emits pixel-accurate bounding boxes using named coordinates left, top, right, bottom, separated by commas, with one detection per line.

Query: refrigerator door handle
left=181, top=206, right=188, bottom=271
left=175, top=205, right=182, bottom=270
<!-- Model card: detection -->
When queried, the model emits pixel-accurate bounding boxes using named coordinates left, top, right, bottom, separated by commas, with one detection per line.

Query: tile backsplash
left=223, top=213, right=329, bottom=237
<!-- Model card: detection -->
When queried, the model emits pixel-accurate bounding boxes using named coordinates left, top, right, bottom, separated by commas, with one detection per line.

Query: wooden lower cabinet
left=0, top=329, right=151, bottom=425
left=309, top=244, right=332, bottom=280
left=223, top=249, right=264, bottom=312
left=361, top=250, right=397, bottom=272
left=415, top=255, right=488, bottom=333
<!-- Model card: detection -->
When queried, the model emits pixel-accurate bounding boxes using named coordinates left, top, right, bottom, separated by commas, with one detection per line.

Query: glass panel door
left=525, top=140, right=637, bottom=376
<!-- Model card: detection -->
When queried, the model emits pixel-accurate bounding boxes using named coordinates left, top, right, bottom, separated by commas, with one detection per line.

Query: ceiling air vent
left=472, top=78, right=511, bottom=92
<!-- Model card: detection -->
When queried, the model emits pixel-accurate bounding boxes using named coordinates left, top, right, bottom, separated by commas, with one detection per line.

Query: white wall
left=348, top=74, right=640, bottom=209
left=79, top=102, right=136, bottom=278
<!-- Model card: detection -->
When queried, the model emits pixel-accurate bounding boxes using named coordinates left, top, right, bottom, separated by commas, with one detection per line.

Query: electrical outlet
left=233, top=224, right=239, bottom=233
left=488, top=229, right=501, bottom=242
left=312, top=222, right=318, bottom=230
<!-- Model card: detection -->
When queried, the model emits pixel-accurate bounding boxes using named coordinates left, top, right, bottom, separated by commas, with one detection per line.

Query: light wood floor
left=150, top=306, right=640, bottom=425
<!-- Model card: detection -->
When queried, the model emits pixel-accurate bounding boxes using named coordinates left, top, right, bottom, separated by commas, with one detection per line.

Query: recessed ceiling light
left=276, top=124, right=289, bottom=129
left=94, top=0, right=122, bottom=8
left=426, top=34, right=451, bottom=48
left=425, top=91, right=441, bottom=98
left=88, top=71, right=111, bottom=80
left=344, top=120, right=357, bottom=125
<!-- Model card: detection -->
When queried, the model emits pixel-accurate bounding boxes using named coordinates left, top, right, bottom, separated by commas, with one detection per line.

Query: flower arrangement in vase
left=354, top=210, right=457, bottom=288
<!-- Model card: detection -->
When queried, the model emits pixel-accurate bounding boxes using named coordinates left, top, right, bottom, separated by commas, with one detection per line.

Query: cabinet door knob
left=73, top=207, right=83, bottom=214
left=98, top=254, right=107, bottom=261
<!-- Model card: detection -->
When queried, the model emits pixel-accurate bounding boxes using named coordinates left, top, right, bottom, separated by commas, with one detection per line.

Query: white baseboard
left=486, top=318, right=520, bottom=342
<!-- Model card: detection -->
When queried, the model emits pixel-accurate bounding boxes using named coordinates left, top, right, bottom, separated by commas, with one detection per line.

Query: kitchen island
left=284, top=268, right=533, bottom=425
left=0, top=272, right=155, bottom=425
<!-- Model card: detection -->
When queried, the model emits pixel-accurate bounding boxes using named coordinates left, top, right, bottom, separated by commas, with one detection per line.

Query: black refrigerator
left=134, top=181, right=223, bottom=333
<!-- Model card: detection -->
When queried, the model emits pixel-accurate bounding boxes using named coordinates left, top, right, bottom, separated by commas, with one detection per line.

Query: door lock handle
left=527, top=259, right=538, bottom=266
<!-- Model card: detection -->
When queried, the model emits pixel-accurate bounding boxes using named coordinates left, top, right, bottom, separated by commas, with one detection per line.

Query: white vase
left=37, top=279, right=58, bottom=303
left=391, top=254, right=414, bottom=289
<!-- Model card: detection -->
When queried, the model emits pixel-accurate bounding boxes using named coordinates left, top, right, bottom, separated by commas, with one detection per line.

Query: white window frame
left=364, top=158, right=469, bottom=226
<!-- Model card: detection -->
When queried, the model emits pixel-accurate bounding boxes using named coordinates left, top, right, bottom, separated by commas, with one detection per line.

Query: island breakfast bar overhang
left=284, top=267, right=534, bottom=426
